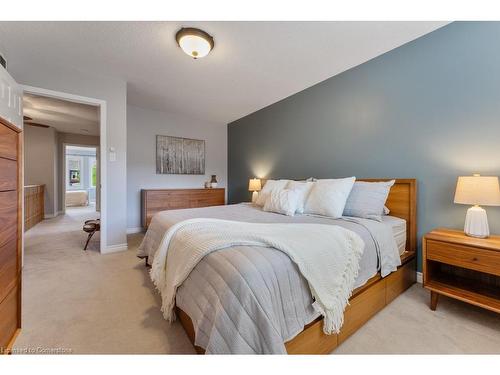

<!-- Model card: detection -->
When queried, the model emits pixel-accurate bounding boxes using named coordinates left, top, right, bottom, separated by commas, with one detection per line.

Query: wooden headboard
left=360, top=179, right=417, bottom=254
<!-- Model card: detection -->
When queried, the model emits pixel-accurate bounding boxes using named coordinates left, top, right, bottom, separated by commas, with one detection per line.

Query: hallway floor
left=64, top=203, right=97, bottom=219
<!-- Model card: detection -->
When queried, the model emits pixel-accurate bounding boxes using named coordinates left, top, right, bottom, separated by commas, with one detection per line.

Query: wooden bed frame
left=176, top=178, right=417, bottom=354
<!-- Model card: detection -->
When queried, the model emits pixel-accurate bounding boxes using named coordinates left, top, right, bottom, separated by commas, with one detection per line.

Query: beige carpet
left=13, top=211, right=500, bottom=354
left=14, top=209, right=195, bottom=354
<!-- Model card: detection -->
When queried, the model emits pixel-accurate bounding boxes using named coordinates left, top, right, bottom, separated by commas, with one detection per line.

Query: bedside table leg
left=430, top=291, right=439, bottom=311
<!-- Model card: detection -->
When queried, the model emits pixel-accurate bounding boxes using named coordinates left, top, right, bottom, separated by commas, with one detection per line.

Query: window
left=65, top=147, right=97, bottom=193
left=90, top=157, right=97, bottom=188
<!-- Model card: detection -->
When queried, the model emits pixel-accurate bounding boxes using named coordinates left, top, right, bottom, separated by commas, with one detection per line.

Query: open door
left=0, top=64, right=23, bottom=353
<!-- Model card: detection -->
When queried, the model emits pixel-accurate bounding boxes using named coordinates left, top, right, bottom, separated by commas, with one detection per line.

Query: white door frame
left=62, top=143, right=100, bottom=214
left=22, top=85, right=107, bottom=252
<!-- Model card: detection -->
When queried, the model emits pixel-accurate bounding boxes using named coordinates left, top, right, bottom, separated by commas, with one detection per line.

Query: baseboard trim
left=416, top=271, right=423, bottom=284
left=44, top=211, right=62, bottom=219
left=127, top=227, right=144, bottom=234
left=103, top=243, right=128, bottom=254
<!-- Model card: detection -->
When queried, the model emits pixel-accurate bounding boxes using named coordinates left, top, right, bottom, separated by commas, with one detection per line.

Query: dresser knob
left=472, top=257, right=478, bottom=261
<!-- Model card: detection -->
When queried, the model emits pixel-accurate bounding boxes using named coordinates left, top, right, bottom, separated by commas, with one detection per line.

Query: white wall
left=0, top=65, right=23, bottom=129
left=127, top=105, right=227, bottom=230
left=24, top=126, right=58, bottom=217
left=7, top=60, right=127, bottom=251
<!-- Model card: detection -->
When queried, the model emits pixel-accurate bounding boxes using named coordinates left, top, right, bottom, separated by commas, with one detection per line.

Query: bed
left=138, top=178, right=417, bottom=354
left=65, top=190, right=89, bottom=207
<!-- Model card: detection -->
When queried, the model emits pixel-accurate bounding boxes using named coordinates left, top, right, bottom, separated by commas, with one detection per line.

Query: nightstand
left=423, top=228, right=500, bottom=313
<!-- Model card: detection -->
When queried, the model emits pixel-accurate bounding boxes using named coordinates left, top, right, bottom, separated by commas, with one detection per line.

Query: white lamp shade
left=454, top=175, right=500, bottom=206
left=248, top=178, right=262, bottom=192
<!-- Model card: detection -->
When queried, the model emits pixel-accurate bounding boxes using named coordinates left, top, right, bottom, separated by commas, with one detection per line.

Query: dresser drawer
left=142, top=188, right=226, bottom=228
left=0, top=124, right=17, bottom=160
left=0, top=190, right=17, bottom=248
left=0, top=158, right=17, bottom=191
left=0, top=238, right=17, bottom=304
left=426, top=239, right=500, bottom=276
left=0, top=283, right=19, bottom=350
left=189, top=197, right=224, bottom=208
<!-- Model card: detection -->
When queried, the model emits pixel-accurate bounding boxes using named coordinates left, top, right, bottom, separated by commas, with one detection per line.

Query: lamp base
left=251, top=191, right=259, bottom=204
left=464, top=205, right=489, bottom=238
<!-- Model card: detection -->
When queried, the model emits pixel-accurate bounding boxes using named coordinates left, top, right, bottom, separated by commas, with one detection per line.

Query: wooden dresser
left=0, top=116, right=22, bottom=353
left=24, top=184, right=45, bottom=231
left=141, top=188, right=225, bottom=228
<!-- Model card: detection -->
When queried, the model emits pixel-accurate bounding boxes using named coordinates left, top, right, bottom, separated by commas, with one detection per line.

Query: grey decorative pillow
left=343, top=180, right=395, bottom=221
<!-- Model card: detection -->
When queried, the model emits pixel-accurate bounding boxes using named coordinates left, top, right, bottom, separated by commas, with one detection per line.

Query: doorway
left=22, top=85, right=107, bottom=252
left=63, top=144, right=100, bottom=217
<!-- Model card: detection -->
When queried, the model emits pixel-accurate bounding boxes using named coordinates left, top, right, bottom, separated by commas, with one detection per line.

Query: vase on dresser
left=210, top=175, right=218, bottom=188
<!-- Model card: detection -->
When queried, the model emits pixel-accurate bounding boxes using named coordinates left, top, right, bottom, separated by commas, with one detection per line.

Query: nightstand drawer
left=426, top=239, right=500, bottom=276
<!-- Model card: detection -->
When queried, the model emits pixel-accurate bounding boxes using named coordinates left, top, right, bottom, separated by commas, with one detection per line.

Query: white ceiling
left=0, top=21, right=448, bottom=124
left=24, top=93, right=99, bottom=136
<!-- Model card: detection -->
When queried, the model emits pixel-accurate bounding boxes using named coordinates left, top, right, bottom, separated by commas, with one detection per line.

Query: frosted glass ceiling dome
left=175, top=27, right=214, bottom=59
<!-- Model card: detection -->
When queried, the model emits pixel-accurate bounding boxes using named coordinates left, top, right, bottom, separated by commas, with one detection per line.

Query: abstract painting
left=156, top=135, right=205, bottom=174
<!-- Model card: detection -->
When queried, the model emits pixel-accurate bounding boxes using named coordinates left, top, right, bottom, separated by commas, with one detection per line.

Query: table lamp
left=248, top=178, right=262, bottom=203
left=454, top=174, right=500, bottom=238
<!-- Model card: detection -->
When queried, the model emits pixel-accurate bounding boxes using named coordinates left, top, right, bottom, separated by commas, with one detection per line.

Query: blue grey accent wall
left=228, top=22, right=500, bottom=270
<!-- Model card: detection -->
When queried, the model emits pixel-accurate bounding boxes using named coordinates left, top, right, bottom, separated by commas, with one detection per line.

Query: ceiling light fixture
left=175, top=27, right=214, bottom=59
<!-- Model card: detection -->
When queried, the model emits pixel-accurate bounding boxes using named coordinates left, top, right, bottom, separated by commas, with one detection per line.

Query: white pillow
left=304, top=177, right=356, bottom=218
left=343, top=180, right=395, bottom=221
left=263, top=188, right=300, bottom=216
left=383, top=205, right=390, bottom=215
left=255, top=179, right=289, bottom=207
left=286, top=180, right=315, bottom=214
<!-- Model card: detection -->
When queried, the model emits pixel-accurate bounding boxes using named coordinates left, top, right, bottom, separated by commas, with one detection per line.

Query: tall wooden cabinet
left=0, top=116, right=22, bottom=353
